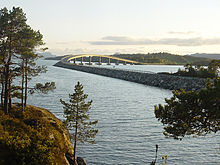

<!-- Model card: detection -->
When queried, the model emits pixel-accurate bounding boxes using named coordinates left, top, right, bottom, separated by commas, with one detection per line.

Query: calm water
left=28, top=60, right=220, bottom=165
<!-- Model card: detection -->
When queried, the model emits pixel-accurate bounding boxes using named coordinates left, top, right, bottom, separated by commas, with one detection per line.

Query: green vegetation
left=154, top=77, right=220, bottom=140
left=160, top=60, right=220, bottom=78
left=113, top=52, right=211, bottom=65
left=155, top=60, right=220, bottom=141
left=60, top=82, right=98, bottom=164
left=0, top=105, right=73, bottom=165
left=172, top=60, right=219, bottom=78
left=0, top=7, right=55, bottom=114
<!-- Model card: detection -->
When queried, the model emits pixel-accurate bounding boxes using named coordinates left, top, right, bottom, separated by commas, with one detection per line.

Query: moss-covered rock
left=0, top=105, right=74, bottom=165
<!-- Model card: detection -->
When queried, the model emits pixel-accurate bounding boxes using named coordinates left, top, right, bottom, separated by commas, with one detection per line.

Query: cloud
left=90, top=36, right=153, bottom=45
left=48, top=47, right=150, bottom=56
left=89, top=36, right=220, bottom=46
left=167, top=31, right=197, bottom=35
left=55, top=42, right=71, bottom=45
left=48, top=48, right=117, bottom=55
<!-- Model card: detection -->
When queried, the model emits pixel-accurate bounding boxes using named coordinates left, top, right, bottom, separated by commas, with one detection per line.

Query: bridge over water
left=54, top=55, right=206, bottom=91
left=61, top=54, right=145, bottom=65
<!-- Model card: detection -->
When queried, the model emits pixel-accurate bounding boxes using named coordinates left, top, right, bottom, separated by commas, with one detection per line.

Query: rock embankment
left=54, top=61, right=206, bottom=91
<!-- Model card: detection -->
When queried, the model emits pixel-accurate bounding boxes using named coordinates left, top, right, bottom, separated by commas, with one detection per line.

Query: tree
left=15, top=26, right=46, bottom=108
left=0, top=7, right=55, bottom=113
left=0, top=7, right=27, bottom=113
left=173, top=60, right=220, bottom=78
left=154, top=78, right=220, bottom=140
left=60, top=82, right=98, bottom=164
left=208, top=60, right=220, bottom=77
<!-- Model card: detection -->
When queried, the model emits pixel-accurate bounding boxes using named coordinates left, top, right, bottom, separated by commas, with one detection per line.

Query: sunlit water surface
left=27, top=60, right=220, bottom=165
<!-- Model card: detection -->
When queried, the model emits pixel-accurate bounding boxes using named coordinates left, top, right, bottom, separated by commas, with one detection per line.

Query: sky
left=1, top=0, right=220, bottom=56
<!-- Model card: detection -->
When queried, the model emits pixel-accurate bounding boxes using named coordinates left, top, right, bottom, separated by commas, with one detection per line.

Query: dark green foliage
left=154, top=78, right=220, bottom=140
left=113, top=52, right=211, bottom=65
left=60, top=82, right=98, bottom=164
left=29, top=82, right=56, bottom=94
left=61, top=82, right=98, bottom=143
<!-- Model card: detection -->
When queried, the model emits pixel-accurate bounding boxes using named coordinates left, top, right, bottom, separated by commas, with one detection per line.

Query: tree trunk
left=8, top=77, right=12, bottom=109
left=24, top=59, right=28, bottom=107
left=1, top=76, right=4, bottom=108
left=73, top=120, right=78, bottom=165
left=3, top=36, right=12, bottom=114
left=1, top=66, right=5, bottom=108
left=3, top=63, right=10, bottom=114
left=73, top=106, right=79, bottom=165
left=1, top=57, right=6, bottom=109
left=21, top=59, right=25, bottom=110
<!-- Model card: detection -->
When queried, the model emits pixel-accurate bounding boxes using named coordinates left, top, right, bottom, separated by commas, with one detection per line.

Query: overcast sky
left=2, top=0, right=220, bottom=55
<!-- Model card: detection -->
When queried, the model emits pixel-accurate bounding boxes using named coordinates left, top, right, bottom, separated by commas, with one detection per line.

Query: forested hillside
left=113, top=53, right=211, bottom=65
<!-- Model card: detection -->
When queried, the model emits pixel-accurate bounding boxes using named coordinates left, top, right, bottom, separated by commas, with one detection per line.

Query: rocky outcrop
left=54, top=61, right=206, bottom=91
left=0, top=104, right=78, bottom=165
left=25, top=106, right=87, bottom=165
left=30, top=106, right=75, bottom=165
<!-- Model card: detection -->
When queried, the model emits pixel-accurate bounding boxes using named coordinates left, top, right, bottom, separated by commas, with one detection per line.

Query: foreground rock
left=0, top=105, right=79, bottom=165
left=77, top=157, right=87, bottom=165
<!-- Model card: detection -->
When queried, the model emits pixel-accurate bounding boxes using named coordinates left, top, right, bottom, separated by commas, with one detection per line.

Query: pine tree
left=60, top=82, right=98, bottom=164
left=16, top=26, right=45, bottom=108
left=0, top=7, right=27, bottom=113
left=154, top=77, right=220, bottom=140
left=0, top=7, right=55, bottom=112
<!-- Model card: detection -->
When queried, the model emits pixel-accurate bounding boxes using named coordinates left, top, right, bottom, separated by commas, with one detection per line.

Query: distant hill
left=38, top=52, right=68, bottom=60
left=44, top=55, right=66, bottom=60
left=38, top=52, right=56, bottom=58
left=113, top=53, right=211, bottom=65
left=45, top=52, right=213, bottom=65
left=42, top=52, right=67, bottom=60
left=190, top=53, right=220, bottom=59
